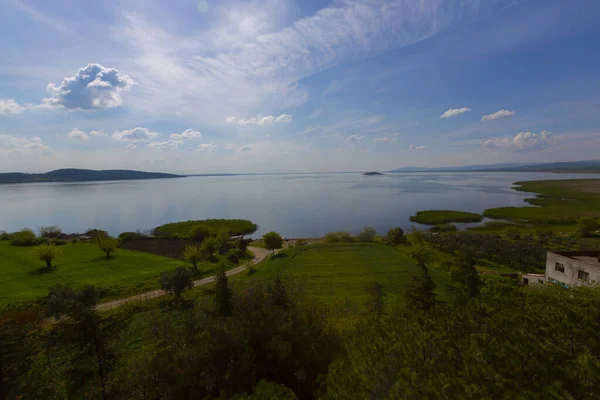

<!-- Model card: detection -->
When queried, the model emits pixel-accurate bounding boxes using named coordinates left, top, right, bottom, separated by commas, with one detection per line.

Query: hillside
left=391, top=160, right=600, bottom=173
left=0, top=168, right=185, bottom=184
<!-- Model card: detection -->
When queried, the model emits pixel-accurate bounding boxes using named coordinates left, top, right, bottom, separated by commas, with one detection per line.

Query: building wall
left=545, top=252, right=600, bottom=288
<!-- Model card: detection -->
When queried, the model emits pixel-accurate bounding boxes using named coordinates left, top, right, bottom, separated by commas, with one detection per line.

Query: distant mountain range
left=391, top=161, right=600, bottom=173
left=0, top=169, right=185, bottom=184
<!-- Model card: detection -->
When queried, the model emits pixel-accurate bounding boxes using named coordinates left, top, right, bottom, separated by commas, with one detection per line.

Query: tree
left=191, top=224, right=212, bottom=242
left=160, top=267, right=193, bottom=301
left=37, top=243, right=59, bottom=270
left=10, top=228, right=37, bottom=246
left=385, top=227, right=406, bottom=245
left=96, top=236, right=118, bottom=259
left=357, top=227, right=376, bottom=242
left=448, top=252, right=482, bottom=303
left=214, top=266, right=232, bottom=317
left=367, top=282, right=386, bottom=317
left=183, top=244, right=203, bottom=271
left=262, top=231, right=283, bottom=254
left=407, top=234, right=436, bottom=311
left=576, top=217, right=599, bottom=238
left=39, top=226, right=62, bottom=238
left=201, top=236, right=220, bottom=260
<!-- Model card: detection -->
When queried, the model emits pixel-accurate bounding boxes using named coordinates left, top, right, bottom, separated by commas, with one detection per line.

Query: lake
left=1, top=172, right=598, bottom=238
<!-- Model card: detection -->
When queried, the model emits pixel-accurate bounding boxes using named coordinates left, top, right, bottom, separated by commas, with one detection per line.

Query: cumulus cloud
left=198, top=142, right=217, bottom=152
left=239, top=145, right=252, bottom=151
left=374, top=136, right=397, bottom=141
left=112, top=127, right=159, bottom=141
left=481, top=131, right=552, bottom=152
left=42, top=64, right=135, bottom=110
left=348, top=134, right=366, bottom=142
left=0, top=99, right=26, bottom=115
left=0, top=134, right=53, bottom=155
left=147, top=140, right=183, bottom=150
left=481, top=109, right=515, bottom=121
left=227, top=114, right=293, bottom=125
left=410, top=144, right=427, bottom=151
left=441, top=107, right=471, bottom=119
left=169, top=129, right=202, bottom=140
left=68, top=128, right=90, bottom=141
left=90, top=130, right=106, bottom=137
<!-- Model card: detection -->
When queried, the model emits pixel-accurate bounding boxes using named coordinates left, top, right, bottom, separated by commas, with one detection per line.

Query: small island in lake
left=0, top=168, right=185, bottom=184
left=363, top=172, right=384, bottom=176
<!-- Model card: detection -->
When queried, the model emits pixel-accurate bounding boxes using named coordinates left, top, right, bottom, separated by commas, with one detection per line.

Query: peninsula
left=0, top=169, right=185, bottom=184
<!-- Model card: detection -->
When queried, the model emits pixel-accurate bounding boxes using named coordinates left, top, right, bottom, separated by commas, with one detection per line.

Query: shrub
left=201, top=236, right=220, bottom=259
left=246, top=260, right=257, bottom=275
left=263, top=231, right=284, bottom=253
left=324, top=231, right=354, bottom=243
left=190, top=224, right=213, bottom=242
left=357, top=227, right=376, bottom=242
left=576, top=217, right=599, bottom=238
left=11, top=228, right=38, bottom=247
left=429, top=224, right=458, bottom=233
left=96, top=236, right=118, bottom=259
left=504, top=227, right=521, bottom=240
left=85, top=229, right=108, bottom=238
left=118, top=231, right=149, bottom=240
left=37, top=243, right=59, bottom=269
left=385, top=227, right=407, bottom=245
left=296, top=238, right=307, bottom=247
left=183, top=244, right=203, bottom=270
left=39, top=226, right=62, bottom=238
left=0, top=230, right=10, bottom=241
left=160, top=267, right=193, bottom=300
left=39, top=238, right=67, bottom=246
left=226, top=248, right=248, bottom=264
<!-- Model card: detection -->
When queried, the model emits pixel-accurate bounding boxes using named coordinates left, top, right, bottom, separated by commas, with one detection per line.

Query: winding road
left=96, top=246, right=272, bottom=312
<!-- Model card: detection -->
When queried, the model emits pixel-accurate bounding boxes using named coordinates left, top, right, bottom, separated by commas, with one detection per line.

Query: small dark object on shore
left=363, top=172, right=384, bottom=176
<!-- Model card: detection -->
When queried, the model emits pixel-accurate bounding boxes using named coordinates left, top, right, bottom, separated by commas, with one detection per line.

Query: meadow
left=0, top=241, right=217, bottom=309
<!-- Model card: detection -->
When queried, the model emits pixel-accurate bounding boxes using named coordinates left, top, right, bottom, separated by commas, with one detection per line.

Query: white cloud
left=147, top=140, right=183, bottom=150
left=67, top=128, right=90, bottom=141
left=228, top=114, right=293, bottom=125
left=198, top=142, right=217, bottom=152
left=169, top=129, right=202, bottom=140
left=0, top=99, right=26, bottom=115
left=31, top=137, right=42, bottom=142
left=410, top=144, right=427, bottom=151
left=90, top=130, right=106, bottom=137
left=374, top=136, right=395, bottom=141
left=112, top=127, right=159, bottom=141
left=366, top=116, right=386, bottom=125
left=441, top=107, right=471, bottom=119
left=348, top=134, right=366, bottom=142
left=481, top=131, right=553, bottom=152
left=481, top=109, right=515, bottom=121
left=42, top=64, right=135, bottom=110
left=239, top=145, right=252, bottom=151
left=309, top=109, right=323, bottom=119
left=125, top=143, right=138, bottom=149
left=0, top=134, right=53, bottom=155
left=323, top=80, right=342, bottom=96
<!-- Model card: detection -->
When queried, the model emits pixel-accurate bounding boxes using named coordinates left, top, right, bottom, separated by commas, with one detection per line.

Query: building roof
left=551, top=251, right=600, bottom=268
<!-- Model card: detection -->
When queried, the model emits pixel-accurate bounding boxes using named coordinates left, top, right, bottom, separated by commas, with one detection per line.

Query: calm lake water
left=1, top=172, right=599, bottom=238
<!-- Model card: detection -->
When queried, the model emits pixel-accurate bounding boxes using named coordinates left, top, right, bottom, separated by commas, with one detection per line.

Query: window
left=578, top=270, right=590, bottom=282
left=555, top=262, right=565, bottom=273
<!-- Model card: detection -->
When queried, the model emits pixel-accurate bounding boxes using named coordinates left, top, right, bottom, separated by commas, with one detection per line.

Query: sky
left=1, top=0, right=600, bottom=173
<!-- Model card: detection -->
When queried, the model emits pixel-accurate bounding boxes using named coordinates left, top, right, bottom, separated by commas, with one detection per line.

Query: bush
left=96, top=236, right=118, bottom=259
left=118, top=231, right=149, bottom=240
left=190, top=224, right=213, bottom=242
left=0, top=230, right=10, bottom=241
left=324, top=231, right=354, bottom=243
left=429, top=224, right=458, bottom=233
left=11, top=228, right=38, bottom=247
left=183, top=244, right=203, bottom=270
left=576, top=217, right=599, bottom=238
left=85, top=229, right=108, bottom=238
left=357, top=227, right=376, bottom=242
left=504, top=226, right=521, bottom=240
left=296, top=238, right=307, bottom=247
left=39, top=226, right=62, bottom=238
left=37, top=243, right=59, bottom=269
left=160, top=267, right=193, bottom=300
left=38, top=238, right=67, bottom=246
left=385, top=227, right=407, bottom=245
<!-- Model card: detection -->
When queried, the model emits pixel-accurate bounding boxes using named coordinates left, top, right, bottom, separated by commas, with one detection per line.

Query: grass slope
left=0, top=241, right=216, bottom=309
left=154, top=219, right=257, bottom=237
left=410, top=210, right=483, bottom=225
left=483, top=179, right=600, bottom=224
left=234, top=243, right=450, bottom=308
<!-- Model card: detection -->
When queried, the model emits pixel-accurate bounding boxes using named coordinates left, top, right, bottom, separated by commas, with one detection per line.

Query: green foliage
left=190, top=224, right=212, bottom=242
left=324, top=231, right=354, bottom=243
left=39, top=226, right=62, bottom=238
left=384, top=227, right=406, bottom=245
left=214, top=266, right=233, bottom=317
left=183, top=243, right=203, bottom=270
left=85, top=228, right=108, bottom=238
left=262, top=231, right=284, bottom=253
left=429, top=223, right=458, bottom=232
left=201, top=236, right=220, bottom=259
left=576, top=217, right=600, bottom=238
left=160, top=267, right=193, bottom=300
left=36, top=243, right=59, bottom=269
left=0, top=230, right=9, bottom=241
left=410, top=210, right=482, bottom=225
left=226, top=248, right=248, bottom=265
left=231, top=380, right=297, bottom=399
left=504, top=226, right=521, bottom=240
left=295, top=238, right=307, bottom=247
left=448, top=252, right=483, bottom=302
left=154, top=219, right=258, bottom=238
left=96, top=236, right=118, bottom=259
left=357, top=227, right=376, bottom=242
left=10, top=228, right=37, bottom=247
left=366, top=282, right=386, bottom=317
left=118, top=231, right=149, bottom=240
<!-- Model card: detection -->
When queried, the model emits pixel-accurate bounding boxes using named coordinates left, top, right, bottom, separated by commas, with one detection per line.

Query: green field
left=232, top=243, right=450, bottom=308
left=483, top=179, right=600, bottom=224
left=0, top=241, right=217, bottom=309
left=409, top=210, right=483, bottom=225
left=153, top=219, right=257, bottom=237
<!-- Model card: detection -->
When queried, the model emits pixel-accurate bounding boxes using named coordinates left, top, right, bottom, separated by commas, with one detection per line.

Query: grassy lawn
left=232, top=243, right=451, bottom=308
left=483, top=179, right=600, bottom=224
left=410, top=210, right=483, bottom=225
left=0, top=241, right=219, bottom=309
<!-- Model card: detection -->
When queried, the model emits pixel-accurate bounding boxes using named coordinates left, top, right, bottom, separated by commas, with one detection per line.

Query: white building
left=545, top=251, right=600, bottom=288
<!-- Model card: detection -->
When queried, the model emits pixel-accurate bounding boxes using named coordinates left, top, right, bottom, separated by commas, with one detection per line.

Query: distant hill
left=0, top=169, right=185, bottom=184
left=391, top=161, right=600, bottom=173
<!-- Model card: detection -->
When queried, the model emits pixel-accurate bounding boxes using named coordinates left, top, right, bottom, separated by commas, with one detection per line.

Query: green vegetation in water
left=483, top=179, right=600, bottom=224
left=410, top=210, right=483, bottom=225
left=153, top=219, right=258, bottom=238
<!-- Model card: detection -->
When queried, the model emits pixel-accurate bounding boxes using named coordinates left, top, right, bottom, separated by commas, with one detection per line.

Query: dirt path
left=96, top=246, right=272, bottom=312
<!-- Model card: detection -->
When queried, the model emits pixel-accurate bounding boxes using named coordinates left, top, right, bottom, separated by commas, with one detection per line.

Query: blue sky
left=1, top=0, right=599, bottom=173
